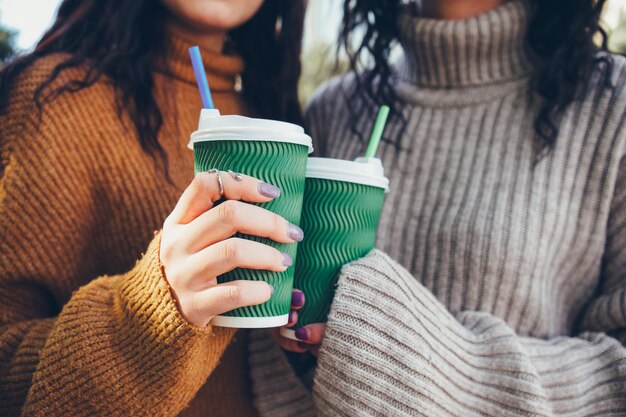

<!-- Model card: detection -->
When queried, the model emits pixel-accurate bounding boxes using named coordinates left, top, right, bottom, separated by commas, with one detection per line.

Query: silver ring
left=227, top=170, right=243, bottom=182
left=207, top=169, right=224, bottom=197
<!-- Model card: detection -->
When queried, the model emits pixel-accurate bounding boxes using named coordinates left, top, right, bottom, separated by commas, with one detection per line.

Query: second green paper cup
left=281, top=157, right=389, bottom=340
left=189, top=109, right=313, bottom=328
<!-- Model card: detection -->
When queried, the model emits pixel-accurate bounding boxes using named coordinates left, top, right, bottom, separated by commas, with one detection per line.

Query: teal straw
left=364, top=105, right=390, bottom=158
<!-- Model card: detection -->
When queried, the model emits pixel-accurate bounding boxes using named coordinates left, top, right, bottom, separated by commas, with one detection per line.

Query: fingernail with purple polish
left=287, top=223, right=304, bottom=242
left=258, top=182, right=281, bottom=198
left=281, top=252, right=293, bottom=267
left=295, top=327, right=308, bottom=341
left=291, top=291, right=304, bottom=307
left=268, top=284, right=275, bottom=296
left=288, top=310, right=297, bottom=324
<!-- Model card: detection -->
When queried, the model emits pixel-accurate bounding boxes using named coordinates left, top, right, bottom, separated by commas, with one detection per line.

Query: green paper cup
left=280, top=157, right=389, bottom=340
left=189, top=109, right=313, bottom=328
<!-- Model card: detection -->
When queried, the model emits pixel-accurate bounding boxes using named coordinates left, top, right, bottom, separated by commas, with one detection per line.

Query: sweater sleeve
left=313, top=160, right=626, bottom=416
left=0, top=73, right=235, bottom=416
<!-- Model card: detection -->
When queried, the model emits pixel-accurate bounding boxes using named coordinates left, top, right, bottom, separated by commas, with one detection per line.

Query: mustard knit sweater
left=0, top=34, right=259, bottom=416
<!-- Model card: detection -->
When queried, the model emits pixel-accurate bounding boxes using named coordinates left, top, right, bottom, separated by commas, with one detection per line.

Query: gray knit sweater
left=249, top=1, right=626, bottom=415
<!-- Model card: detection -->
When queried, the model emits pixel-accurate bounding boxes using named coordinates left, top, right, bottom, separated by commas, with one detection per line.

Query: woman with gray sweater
left=251, top=0, right=626, bottom=415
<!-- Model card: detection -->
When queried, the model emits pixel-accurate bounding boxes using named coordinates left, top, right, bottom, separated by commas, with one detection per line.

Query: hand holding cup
left=275, top=290, right=326, bottom=357
left=160, top=171, right=304, bottom=328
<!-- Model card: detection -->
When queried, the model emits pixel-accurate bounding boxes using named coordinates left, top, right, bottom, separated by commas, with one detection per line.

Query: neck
left=165, top=19, right=226, bottom=53
left=397, top=0, right=532, bottom=88
left=422, top=0, right=506, bottom=19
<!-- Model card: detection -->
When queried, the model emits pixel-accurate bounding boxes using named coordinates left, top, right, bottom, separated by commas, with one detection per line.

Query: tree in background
left=609, top=7, right=626, bottom=54
left=299, top=41, right=349, bottom=107
left=0, top=22, right=17, bottom=68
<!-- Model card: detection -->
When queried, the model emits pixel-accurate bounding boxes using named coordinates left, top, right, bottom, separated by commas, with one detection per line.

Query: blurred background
left=1, top=0, right=626, bottom=105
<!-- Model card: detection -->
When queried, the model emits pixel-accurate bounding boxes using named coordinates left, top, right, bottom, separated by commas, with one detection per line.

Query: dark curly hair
left=339, top=0, right=616, bottom=153
left=0, top=0, right=305, bottom=172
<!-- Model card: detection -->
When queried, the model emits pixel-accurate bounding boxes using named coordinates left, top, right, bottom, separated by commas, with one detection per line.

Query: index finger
left=169, top=171, right=281, bottom=225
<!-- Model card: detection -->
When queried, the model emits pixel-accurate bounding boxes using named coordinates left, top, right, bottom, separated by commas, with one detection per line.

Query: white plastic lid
left=188, top=109, right=313, bottom=153
left=306, top=157, right=390, bottom=191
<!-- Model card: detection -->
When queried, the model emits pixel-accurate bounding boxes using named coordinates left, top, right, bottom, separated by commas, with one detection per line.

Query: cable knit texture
left=249, top=1, right=626, bottom=415
left=0, top=33, right=259, bottom=416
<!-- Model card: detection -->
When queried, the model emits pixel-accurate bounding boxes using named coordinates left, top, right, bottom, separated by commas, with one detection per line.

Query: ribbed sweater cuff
left=316, top=249, right=545, bottom=415
left=315, top=247, right=549, bottom=416
left=108, top=232, right=239, bottom=414
left=314, top=250, right=626, bottom=416
left=118, top=231, right=213, bottom=345
left=314, top=250, right=436, bottom=415
left=20, top=232, right=237, bottom=416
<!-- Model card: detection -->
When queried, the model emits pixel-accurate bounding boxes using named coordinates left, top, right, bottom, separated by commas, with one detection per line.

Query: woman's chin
left=163, top=0, right=264, bottom=33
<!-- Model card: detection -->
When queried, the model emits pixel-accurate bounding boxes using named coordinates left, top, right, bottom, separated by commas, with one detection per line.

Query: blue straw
left=188, top=46, right=214, bottom=109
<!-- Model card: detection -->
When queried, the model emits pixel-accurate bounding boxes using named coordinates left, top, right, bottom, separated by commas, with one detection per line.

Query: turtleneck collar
left=396, top=0, right=533, bottom=88
left=159, top=31, right=244, bottom=93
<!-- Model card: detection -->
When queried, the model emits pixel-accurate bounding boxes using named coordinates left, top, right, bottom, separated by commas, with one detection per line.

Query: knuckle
left=221, top=239, right=241, bottom=262
left=218, top=200, right=239, bottom=224
left=159, top=239, right=175, bottom=263
left=189, top=174, right=205, bottom=193
left=193, top=171, right=211, bottom=187
left=227, top=285, right=241, bottom=305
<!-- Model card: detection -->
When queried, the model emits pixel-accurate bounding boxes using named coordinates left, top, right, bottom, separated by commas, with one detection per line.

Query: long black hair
left=0, top=0, right=305, bottom=169
left=339, top=0, right=615, bottom=152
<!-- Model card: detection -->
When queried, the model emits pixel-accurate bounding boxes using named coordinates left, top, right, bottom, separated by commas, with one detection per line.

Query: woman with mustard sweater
left=0, top=0, right=306, bottom=415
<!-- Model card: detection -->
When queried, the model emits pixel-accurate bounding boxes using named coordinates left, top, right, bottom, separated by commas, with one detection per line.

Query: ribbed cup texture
left=294, top=179, right=385, bottom=327
left=194, top=140, right=308, bottom=320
